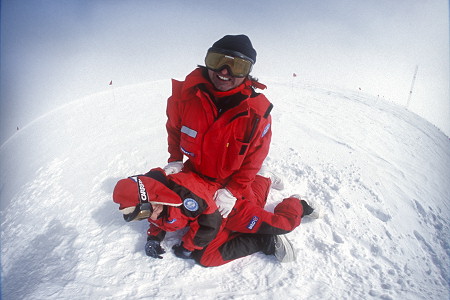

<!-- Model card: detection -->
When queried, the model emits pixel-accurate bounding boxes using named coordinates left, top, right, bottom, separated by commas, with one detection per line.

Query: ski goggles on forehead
left=123, top=176, right=153, bottom=222
left=205, top=48, right=254, bottom=78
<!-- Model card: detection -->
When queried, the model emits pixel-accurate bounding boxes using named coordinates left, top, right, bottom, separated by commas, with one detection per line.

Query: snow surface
left=1, top=79, right=449, bottom=300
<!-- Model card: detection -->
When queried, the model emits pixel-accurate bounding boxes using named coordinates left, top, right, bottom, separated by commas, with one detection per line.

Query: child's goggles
left=123, top=176, right=153, bottom=222
left=205, top=47, right=254, bottom=78
left=123, top=202, right=152, bottom=222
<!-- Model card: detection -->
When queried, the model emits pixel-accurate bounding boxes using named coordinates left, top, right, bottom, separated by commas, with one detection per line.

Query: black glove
left=145, top=239, right=165, bottom=259
left=301, top=200, right=314, bottom=217
left=172, top=243, right=193, bottom=259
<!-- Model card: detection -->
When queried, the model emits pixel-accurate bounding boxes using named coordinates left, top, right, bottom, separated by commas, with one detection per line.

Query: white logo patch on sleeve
left=261, top=123, right=270, bottom=138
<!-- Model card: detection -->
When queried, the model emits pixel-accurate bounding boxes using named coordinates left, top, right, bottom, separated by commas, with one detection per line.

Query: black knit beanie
left=210, top=34, right=257, bottom=63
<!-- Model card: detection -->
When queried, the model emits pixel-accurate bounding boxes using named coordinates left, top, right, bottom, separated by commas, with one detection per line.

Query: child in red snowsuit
left=113, top=168, right=314, bottom=265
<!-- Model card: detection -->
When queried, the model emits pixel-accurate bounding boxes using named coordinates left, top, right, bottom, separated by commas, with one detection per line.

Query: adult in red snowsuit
left=163, top=35, right=273, bottom=218
left=166, top=67, right=272, bottom=199
left=113, top=168, right=310, bottom=263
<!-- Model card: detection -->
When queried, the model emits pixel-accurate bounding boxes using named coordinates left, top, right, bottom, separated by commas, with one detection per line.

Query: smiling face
left=207, top=68, right=246, bottom=91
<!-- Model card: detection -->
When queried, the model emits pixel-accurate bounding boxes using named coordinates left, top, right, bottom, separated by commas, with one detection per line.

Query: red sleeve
left=226, top=115, right=272, bottom=198
left=267, top=197, right=303, bottom=233
left=147, top=225, right=167, bottom=241
left=165, top=80, right=184, bottom=163
left=169, top=173, right=224, bottom=251
left=225, top=196, right=303, bottom=234
left=181, top=210, right=223, bottom=251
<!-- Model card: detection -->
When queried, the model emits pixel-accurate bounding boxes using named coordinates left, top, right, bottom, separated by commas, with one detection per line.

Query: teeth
left=218, top=75, right=230, bottom=81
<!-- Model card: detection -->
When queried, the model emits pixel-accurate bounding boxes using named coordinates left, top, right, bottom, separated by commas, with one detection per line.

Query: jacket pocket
left=218, top=114, right=260, bottom=176
left=179, top=125, right=202, bottom=165
left=222, top=138, right=250, bottom=172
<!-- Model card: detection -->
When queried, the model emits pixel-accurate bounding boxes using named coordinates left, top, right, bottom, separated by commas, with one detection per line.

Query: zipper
left=244, top=116, right=260, bottom=143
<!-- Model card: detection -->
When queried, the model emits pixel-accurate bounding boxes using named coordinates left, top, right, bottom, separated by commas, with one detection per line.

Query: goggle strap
left=128, top=175, right=149, bottom=204
left=122, top=176, right=154, bottom=222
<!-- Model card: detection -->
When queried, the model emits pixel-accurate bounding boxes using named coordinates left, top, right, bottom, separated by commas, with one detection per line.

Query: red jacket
left=141, top=168, right=223, bottom=251
left=166, top=68, right=273, bottom=199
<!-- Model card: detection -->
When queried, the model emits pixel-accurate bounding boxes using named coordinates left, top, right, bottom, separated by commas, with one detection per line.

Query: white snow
left=1, top=78, right=449, bottom=300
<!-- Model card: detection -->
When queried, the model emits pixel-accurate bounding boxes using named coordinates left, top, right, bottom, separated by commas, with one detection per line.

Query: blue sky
left=1, top=0, right=449, bottom=143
